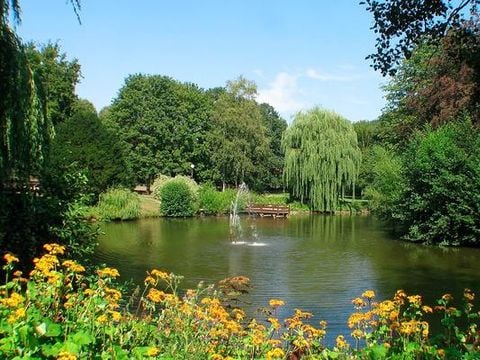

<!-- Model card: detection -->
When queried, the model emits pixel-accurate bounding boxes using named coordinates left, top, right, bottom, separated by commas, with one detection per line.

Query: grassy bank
left=84, top=186, right=369, bottom=222
left=1, top=245, right=478, bottom=359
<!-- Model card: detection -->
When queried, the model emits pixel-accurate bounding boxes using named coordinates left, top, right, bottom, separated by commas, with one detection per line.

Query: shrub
left=198, top=184, right=238, bottom=215
left=400, top=122, right=480, bottom=245
left=362, top=145, right=407, bottom=220
left=160, top=180, right=196, bottom=217
left=152, top=175, right=199, bottom=204
left=96, top=188, right=140, bottom=221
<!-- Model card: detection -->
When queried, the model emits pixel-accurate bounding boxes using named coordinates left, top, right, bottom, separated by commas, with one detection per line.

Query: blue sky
left=17, top=1, right=387, bottom=122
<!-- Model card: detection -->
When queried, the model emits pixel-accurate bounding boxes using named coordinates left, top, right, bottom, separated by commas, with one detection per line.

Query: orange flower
left=362, top=290, right=376, bottom=299
left=3, top=253, right=19, bottom=264
left=269, top=299, right=285, bottom=307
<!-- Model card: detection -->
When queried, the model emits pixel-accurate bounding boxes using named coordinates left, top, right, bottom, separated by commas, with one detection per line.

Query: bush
left=400, top=122, right=480, bottom=245
left=198, top=184, right=237, bottom=215
left=160, top=180, right=196, bottom=217
left=362, top=145, right=407, bottom=220
left=96, top=188, right=140, bottom=221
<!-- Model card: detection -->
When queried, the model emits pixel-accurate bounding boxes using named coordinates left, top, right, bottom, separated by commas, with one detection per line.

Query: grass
left=139, top=195, right=160, bottom=218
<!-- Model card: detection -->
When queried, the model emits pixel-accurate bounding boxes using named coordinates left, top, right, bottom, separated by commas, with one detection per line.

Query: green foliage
left=361, top=145, right=406, bottom=220
left=362, top=0, right=480, bottom=75
left=25, top=42, right=81, bottom=125
left=102, top=74, right=213, bottom=188
left=282, top=107, right=361, bottom=212
left=198, top=184, right=236, bottom=215
left=257, top=103, right=287, bottom=191
left=49, top=101, right=133, bottom=198
left=0, top=24, right=52, bottom=182
left=95, top=188, right=141, bottom=221
left=400, top=122, right=480, bottom=245
left=208, top=77, right=272, bottom=191
left=152, top=175, right=198, bottom=203
left=160, top=180, right=196, bottom=217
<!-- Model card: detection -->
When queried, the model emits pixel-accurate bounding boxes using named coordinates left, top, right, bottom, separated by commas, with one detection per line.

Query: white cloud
left=257, top=72, right=305, bottom=116
left=305, top=68, right=364, bottom=82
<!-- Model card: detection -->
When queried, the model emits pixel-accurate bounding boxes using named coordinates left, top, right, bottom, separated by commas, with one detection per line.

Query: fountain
left=229, top=183, right=267, bottom=246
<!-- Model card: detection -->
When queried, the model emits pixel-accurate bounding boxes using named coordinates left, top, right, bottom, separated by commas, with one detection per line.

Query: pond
left=95, top=215, right=480, bottom=344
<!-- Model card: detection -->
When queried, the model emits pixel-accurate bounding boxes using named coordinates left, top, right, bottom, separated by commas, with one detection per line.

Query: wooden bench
left=246, top=204, right=290, bottom=218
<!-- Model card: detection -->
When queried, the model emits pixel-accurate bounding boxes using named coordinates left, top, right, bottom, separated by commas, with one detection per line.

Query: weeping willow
left=282, top=107, right=361, bottom=212
left=0, top=15, right=52, bottom=184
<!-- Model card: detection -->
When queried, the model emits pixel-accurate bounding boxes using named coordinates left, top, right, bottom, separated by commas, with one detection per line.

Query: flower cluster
left=1, top=246, right=479, bottom=359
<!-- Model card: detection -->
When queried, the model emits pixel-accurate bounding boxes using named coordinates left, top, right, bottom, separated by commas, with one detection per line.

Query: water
left=94, top=215, right=480, bottom=343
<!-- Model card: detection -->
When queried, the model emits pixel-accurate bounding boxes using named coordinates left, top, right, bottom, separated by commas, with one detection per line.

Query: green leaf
left=70, top=331, right=93, bottom=346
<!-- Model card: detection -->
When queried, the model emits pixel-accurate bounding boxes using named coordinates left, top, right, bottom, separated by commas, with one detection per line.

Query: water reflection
left=95, top=215, right=480, bottom=343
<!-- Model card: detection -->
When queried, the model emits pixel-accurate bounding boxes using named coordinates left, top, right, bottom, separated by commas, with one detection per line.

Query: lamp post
left=190, top=163, right=195, bottom=178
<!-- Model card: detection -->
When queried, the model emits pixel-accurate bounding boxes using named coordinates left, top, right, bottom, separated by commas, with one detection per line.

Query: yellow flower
left=441, top=293, right=453, bottom=302
left=144, top=275, right=156, bottom=285
left=150, top=269, right=170, bottom=280
left=210, top=354, right=224, bottom=360
left=43, top=243, right=65, bottom=255
left=146, top=347, right=160, bottom=357
left=319, top=320, right=328, bottom=329
left=407, top=295, right=422, bottom=306
left=232, top=308, right=245, bottom=320
left=97, top=267, right=120, bottom=278
left=108, top=310, right=122, bottom=322
left=351, top=329, right=363, bottom=339
left=422, top=305, right=433, bottom=314
left=348, top=312, right=365, bottom=328
left=0, top=292, right=25, bottom=308
left=352, top=297, right=367, bottom=308
left=362, top=290, right=376, bottom=299
left=464, top=288, right=475, bottom=302
left=13, top=270, right=22, bottom=277
left=4, top=253, right=19, bottom=264
left=147, top=288, right=165, bottom=303
left=269, top=299, right=285, bottom=307
left=268, top=317, right=281, bottom=330
left=31, top=254, right=59, bottom=276
left=336, top=335, right=348, bottom=349
left=96, top=314, right=108, bottom=324
left=266, top=348, right=285, bottom=360
left=57, top=351, right=77, bottom=360
left=7, top=307, right=26, bottom=324
left=62, top=260, right=85, bottom=273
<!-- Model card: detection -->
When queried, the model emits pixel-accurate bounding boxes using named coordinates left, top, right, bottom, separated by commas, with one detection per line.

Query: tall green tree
left=102, top=74, right=212, bottom=189
left=208, top=77, right=270, bottom=190
left=282, top=107, right=361, bottom=212
left=25, top=42, right=81, bottom=125
left=259, top=103, right=287, bottom=190
left=49, top=99, right=133, bottom=198
left=0, top=10, right=51, bottom=183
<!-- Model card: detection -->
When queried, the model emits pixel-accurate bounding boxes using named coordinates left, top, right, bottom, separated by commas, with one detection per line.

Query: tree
left=361, top=145, right=406, bottom=220
left=282, top=108, right=361, bottom=212
left=49, top=99, right=133, bottom=198
left=362, top=0, right=480, bottom=75
left=102, top=74, right=213, bottom=189
left=25, top=42, right=81, bottom=125
left=208, top=77, right=271, bottom=190
left=259, top=103, right=287, bottom=190
left=0, top=11, right=51, bottom=184
left=400, top=121, right=480, bottom=245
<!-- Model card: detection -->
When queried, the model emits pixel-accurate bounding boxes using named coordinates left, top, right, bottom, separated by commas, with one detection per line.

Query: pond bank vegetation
left=1, top=245, right=479, bottom=359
